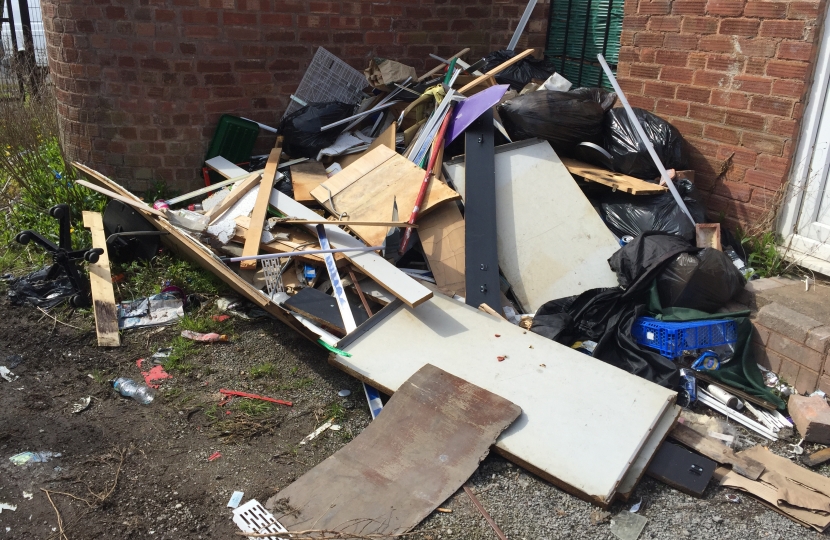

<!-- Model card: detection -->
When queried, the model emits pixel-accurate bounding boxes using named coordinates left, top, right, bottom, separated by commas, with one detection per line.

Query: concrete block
left=752, top=322, right=771, bottom=346
left=779, top=356, right=801, bottom=385
left=796, top=368, right=820, bottom=394
left=788, top=394, right=830, bottom=444
left=752, top=342, right=783, bottom=373
left=767, top=332, right=824, bottom=372
left=806, top=326, right=830, bottom=354
left=756, top=302, right=823, bottom=343
left=745, top=278, right=788, bottom=293
left=819, top=374, right=830, bottom=396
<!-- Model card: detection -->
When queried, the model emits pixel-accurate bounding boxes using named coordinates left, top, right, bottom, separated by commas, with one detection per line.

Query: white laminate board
left=443, top=139, right=620, bottom=313
left=331, top=292, right=676, bottom=505
left=615, top=404, right=680, bottom=500
left=268, top=189, right=432, bottom=308
left=206, top=156, right=248, bottom=179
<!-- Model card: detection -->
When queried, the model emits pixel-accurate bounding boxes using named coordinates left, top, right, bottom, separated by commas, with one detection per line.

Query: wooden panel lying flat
left=646, top=441, right=716, bottom=497
left=283, top=286, right=369, bottom=336
left=82, top=211, right=120, bottom=347
left=330, top=292, right=677, bottom=506
left=270, top=189, right=433, bottom=308
left=265, top=364, right=520, bottom=535
left=560, top=157, right=667, bottom=195
left=290, top=160, right=328, bottom=204
left=445, top=139, right=621, bottom=313
left=310, top=145, right=460, bottom=247
left=418, top=202, right=466, bottom=297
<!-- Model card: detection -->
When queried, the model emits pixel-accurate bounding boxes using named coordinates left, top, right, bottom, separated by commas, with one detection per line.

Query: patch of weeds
left=250, top=362, right=278, bottom=380
left=204, top=404, right=219, bottom=422
left=236, top=399, right=273, bottom=416
left=178, top=313, right=219, bottom=334
left=738, top=229, right=790, bottom=278
left=89, top=369, right=108, bottom=384
left=162, top=336, right=197, bottom=375
left=325, top=401, right=346, bottom=421
left=113, top=253, right=228, bottom=301
left=289, top=366, right=299, bottom=376
left=164, top=387, right=183, bottom=400
left=278, top=377, right=314, bottom=391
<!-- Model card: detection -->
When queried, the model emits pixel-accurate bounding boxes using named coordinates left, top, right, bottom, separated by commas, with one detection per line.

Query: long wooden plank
left=233, top=220, right=348, bottom=267
left=82, top=211, right=120, bottom=347
left=560, top=158, right=667, bottom=195
left=205, top=171, right=262, bottom=223
left=330, top=292, right=677, bottom=507
left=265, top=364, right=521, bottom=535
left=269, top=189, right=433, bottom=308
left=69, top=162, right=318, bottom=343
left=205, top=156, right=248, bottom=179
left=75, top=178, right=166, bottom=218
left=458, top=48, right=534, bottom=94
left=669, top=423, right=764, bottom=480
left=240, top=144, right=280, bottom=270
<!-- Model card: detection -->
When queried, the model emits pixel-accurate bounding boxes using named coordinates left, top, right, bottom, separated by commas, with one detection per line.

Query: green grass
left=113, top=254, right=228, bottom=301
left=162, top=335, right=197, bottom=375
left=178, top=313, right=220, bottom=334
left=278, top=377, right=314, bottom=391
left=738, top=229, right=789, bottom=279
left=325, top=401, right=346, bottom=421
left=249, top=362, right=278, bottom=380
left=235, top=399, right=273, bottom=416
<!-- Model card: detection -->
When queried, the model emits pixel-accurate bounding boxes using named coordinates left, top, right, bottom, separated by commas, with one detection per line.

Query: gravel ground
left=1, top=296, right=828, bottom=540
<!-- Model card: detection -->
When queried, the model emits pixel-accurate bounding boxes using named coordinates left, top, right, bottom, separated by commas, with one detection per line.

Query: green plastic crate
left=204, top=115, right=260, bottom=184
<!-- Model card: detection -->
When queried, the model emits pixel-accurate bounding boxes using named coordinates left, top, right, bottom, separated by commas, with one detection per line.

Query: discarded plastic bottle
left=113, top=377, right=155, bottom=405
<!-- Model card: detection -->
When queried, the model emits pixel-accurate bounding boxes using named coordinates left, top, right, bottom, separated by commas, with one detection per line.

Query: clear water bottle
left=113, top=377, right=155, bottom=405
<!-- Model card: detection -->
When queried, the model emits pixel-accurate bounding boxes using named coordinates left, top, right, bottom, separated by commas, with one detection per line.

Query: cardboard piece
left=290, top=160, right=328, bottom=204
left=265, top=364, right=520, bottom=536
left=418, top=202, right=466, bottom=297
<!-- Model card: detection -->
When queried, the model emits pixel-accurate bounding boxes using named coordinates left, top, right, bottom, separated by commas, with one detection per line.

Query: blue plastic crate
left=631, top=317, right=738, bottom=359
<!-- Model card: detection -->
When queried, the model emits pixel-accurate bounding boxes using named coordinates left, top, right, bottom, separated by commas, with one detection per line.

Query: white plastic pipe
left=597, top=54, right=695, bottom=225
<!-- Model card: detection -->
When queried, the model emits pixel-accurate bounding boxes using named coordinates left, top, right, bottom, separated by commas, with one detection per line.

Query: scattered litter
left=337, top=389, right=351, bottom=397
left=208, top=452, right=222, bottom=462
left=136, top=359, right=172, bottom=389
left=437, top=507, right=452, bottom=513
left=113, top=377, right=155, bottom=405
left=118, top=291, right=184, bottom=329
left=71, top=396, right=92, bottom=414
left=211, top=314, right=230, bottom=322
left=22, top=492, right=33, bottom=500
left=725, top=493, right=741, bottom=503
left=219, top=389, right=292, bottom=407
left=151, top=347, right=172, bottom=360
left=10, top=451, right=61, bottom=465
left=330, top=424, right=341, bottom=431
left=227, top=491, right=244, bottom=509
left=232, top=499, right=288, bottom=540
left=0, top=503, right=16, bottom=513
left=181, top=331, right=228, bottom=342
left=629, top=499, right=642, bottom=513
left=299, top=418, right=334, bottom=445
left=497, top=356, right=506, bottom=362
left=0, top=366, right=18, bottom=382
left=590, top=510, right=611, bottom=525
left=610, top=511, right=648, bottom=540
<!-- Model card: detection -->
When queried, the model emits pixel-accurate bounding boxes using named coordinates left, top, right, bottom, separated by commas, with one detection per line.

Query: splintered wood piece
left=560, top=158, right=668, bottom=195
left=695, top=223, right=722, bottom=251
left=458, top=48, right=534, bottom=95
left=82, top=211, right=120, bottom=347
left=265, top=364, right=521, bottom=536
left=290, top=160, right=328, bottom=204
left=311, top=146, right=460, bottom=247
left=803, top=447, right=830, bottom=468
left=669, top=423, right=764, bottom=480
left=205, top=171, right=262, bottom=223
left=240, top=143, right=281, bottom=270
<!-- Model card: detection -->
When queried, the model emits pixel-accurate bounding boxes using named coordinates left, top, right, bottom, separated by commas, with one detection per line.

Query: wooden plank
left=615, top=405, right=681, bottom=500
left=335, top=122, right=397, bottom=170
left=646, top=441, right=716, bottom=497
left=669, top=423, right=764, bottom=480
left=560, top=157, right=668, bottom=195
left=265, top=364, right=521, bottom=536
left=205, top=171, right=262, bottom=222
left=458, top=48, right=534, bottom=95
left=445, top=139, right=620, bottom=313
left=82, top=211, right=120, bottom=347
left=695, top=223, right=722, bottom=250
left=205, top=156, right=248, bottom=179
left=283, top=286, right=369, bottom=337
left=330, top=292, right=677, bottom=507
left=803, top=447, right=830, bottom=468
left=463, top=108, right=500, bottom=313
left=69, top=162, right=319, bottom=343
left=311, top=146, right=460, bottom=247
left=310, top=145, right=398, bottom=202
left=274, top=219, right=416, bottom=227
left=270, top=189, right=433, bottom=308
left=289, top=160, right=328, bottom=204
left=233, top=221, right=347, bottom=266
left=239, top=144, right=280, bottom=270
left=75, top=178, right=166, bottom=218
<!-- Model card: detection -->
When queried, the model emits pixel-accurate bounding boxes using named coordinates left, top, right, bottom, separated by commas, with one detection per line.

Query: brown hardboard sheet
left=418, top=201, right=466, bottom=297
left=290, top=160, right=328, bottom=204
left=669, top=423, right=764, bottom=480
left=265, top=364, right=521, bottom=535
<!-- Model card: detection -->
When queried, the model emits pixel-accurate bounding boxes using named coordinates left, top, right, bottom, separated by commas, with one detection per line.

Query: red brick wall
left=41, top=0, right=549, bottom=192
left=616, top=0, right=825, bottom=231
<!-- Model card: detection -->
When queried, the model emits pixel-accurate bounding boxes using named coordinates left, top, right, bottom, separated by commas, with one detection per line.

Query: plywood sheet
left=330, top=292, right=677, bottom=506
left=560, top=157, right=667, bottom=195
left=418, top=202, right=466, bottom=297
left=265, top=364, right=520, bottom=535
left=290, top=160, right=328, bottom=204
left=311, top=146, right=460, bottom=246
left=444, top=139, right=620, bottom=313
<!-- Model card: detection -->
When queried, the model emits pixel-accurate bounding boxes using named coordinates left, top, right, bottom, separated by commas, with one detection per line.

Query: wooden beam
left=418, top=47, right=470, bottom=82
left=560, top=157, right=668, bottom=195
left=240, top=140, right=281, bottom=270
left=205, top=171, right=262, bottom=223
left=75, top=178, right=166, bottom=218
left=669, top=423, right=764, bottom=480
left=205, top=156, right=248, bottom=179
left=82, top=211, right=120, bottom=347
left=458, top=48, right=534, bottom=95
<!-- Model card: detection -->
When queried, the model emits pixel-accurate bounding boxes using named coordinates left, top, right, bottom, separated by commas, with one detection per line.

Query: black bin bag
left=657, top=248, right=746, bottom=312
left=600, top=178, right=707, bottom=241
left=482, top=50, right=557, bottom=91
left=499, top=90, right=609, bottom=155
left=279, top=102, right=355, bottom=159
left=604, top=107, right=687, bottom=179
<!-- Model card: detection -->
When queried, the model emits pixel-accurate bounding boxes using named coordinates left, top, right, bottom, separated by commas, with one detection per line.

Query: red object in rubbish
left=219, top=389, right=293, bottom=407
left=208, top=451, right=222, bottom=462
left=497, top=356, right=506, bottom=362
left=211, top=315, right=230, bottom=322
left=136, top=359, right=172, bottom=389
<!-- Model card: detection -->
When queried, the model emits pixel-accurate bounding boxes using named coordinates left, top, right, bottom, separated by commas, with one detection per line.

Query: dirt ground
left=0, top=293, right=828, bottom=540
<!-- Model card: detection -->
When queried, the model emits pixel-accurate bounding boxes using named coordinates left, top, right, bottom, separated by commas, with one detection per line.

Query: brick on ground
left=789, top=394, right=830, bottom=444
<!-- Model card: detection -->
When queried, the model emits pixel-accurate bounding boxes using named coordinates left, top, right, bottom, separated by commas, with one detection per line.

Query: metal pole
left=507, top=0, right=538, bottom=51
left=222, top=245, right=384, bottom=263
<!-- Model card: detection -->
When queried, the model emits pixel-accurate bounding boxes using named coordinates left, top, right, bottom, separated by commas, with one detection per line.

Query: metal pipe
left=319, top=101, right=399, bottom=132
left=221, top=245, right=384, bottom=263
left=507, top=0, right=538, bottom=51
